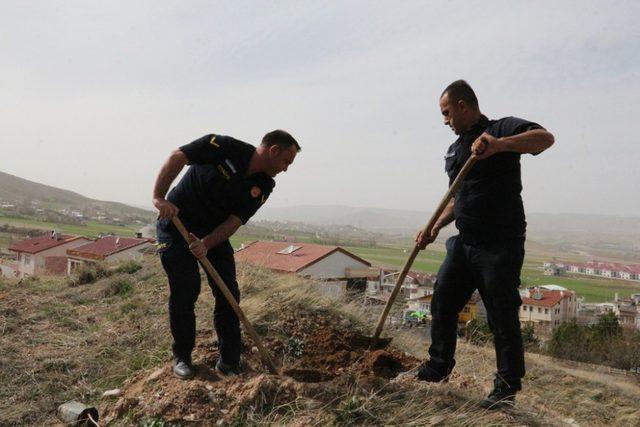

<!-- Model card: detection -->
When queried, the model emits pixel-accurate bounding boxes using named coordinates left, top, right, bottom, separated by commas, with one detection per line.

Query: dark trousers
left=157, top=222, right=241, bottom=365
left=429, top=235, right=525, bottom=389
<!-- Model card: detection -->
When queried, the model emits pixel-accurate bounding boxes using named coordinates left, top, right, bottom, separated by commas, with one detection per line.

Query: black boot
left=172, top=357, right=195, bottom=380
left=479, top=378, right=518, bottom=410
left=215, top=358, right=242, bottom=377
left=416, top=360, right=455, bottom=382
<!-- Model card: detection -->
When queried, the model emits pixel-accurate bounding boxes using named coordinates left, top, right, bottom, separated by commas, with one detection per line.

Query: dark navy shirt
left=445, top=116, right=543, bottom=244
left=165, top=134, right=275, bottom=237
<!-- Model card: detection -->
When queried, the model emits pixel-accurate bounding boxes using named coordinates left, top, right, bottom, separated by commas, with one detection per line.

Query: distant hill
left=0, top=170, right=154, bottom=220
left=255, top=205, right=429, bottom=234
left=256, top=205, right=640, bottom=255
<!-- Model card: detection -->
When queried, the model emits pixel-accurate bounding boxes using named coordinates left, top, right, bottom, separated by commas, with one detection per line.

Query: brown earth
left=102, top=309, right=418, bottom=425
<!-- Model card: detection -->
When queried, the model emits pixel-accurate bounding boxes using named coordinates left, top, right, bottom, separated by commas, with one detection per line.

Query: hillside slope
left=0, top=170, right=153, bottom=219
left=0, top=258, right=639, bottom=426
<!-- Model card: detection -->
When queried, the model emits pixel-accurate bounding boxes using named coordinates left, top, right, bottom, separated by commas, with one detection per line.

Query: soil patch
left=102, top=309, right=419, bottom=425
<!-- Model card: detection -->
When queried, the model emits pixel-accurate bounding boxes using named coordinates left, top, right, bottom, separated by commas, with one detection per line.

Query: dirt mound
left=102, top=309, right=419, bottom=424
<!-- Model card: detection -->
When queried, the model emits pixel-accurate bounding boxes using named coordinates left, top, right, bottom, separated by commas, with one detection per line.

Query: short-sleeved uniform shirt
left=165, top=134, right=275, bottom=237
left=445, top=115, right=543, bottom=244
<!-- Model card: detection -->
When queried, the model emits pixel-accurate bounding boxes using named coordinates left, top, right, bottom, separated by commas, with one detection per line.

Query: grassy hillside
left=0, top=213, right=140, bottom=239
left=0, top=170, right=154, bottom=220
left=1, top=257, right=639, bottom=426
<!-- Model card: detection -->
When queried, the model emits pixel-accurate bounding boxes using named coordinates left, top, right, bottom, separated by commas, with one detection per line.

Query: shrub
left=465, top=318, right=493, bottom=345
left=102, top=277, right=134, bottom=298
left=115, top=260, right=142, bottom=274
left=521, top=322, right=540, bottom=349
left=286, top=337, right=305, bottom=358
left=547, top=314, right=640, bottom=370
left=69, top=263, right=110, bottom=286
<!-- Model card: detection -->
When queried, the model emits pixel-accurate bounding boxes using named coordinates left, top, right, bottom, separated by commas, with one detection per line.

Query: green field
left=0, top=214, right=141, bottom=239
left=343, top=244, right=447, bottom=274
left=232, top=236, right=640, bottom=303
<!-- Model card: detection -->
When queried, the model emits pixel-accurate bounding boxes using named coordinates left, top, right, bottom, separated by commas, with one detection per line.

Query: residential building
left=8, top=232, right=91, bottom=278
left=403, top=290, right=484, bottom=324
left=0, top=262, right=19, bottom=278
left=234, top=240, right=371, bottom=282
left=547, top=260, right=640, bottom=282
left=367, top=268, right=435, bottom=300
left=66, top=235, right=154, bottom=274
left=520, top=287, right=577, bottom=329
left=543, top=261, right=566, bottom=276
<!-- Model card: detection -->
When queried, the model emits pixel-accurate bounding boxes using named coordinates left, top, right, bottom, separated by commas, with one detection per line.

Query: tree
left=521, top=322, right=540, bottom=349
left=592, top=311, right=621, bottom=339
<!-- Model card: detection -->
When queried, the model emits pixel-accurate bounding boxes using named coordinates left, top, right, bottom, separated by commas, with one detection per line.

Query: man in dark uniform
left=415, top=80, right=554, bottom=409
left=152, top=130, right=300, bottom=379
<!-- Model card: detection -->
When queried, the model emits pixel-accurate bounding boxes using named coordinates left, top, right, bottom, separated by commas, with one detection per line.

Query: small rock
left=102, top=389, right=121, bottom=398
left=184, top=414, right=196, bottom=421
left=205, top=384, right=214, bottom=391
left=251, top=346, right=259, bottom=354
left=147, top=368, right=164, bottom=382
left=216, top=420, right=224, bottom=426
left=221, top=409, right=229, bottom=414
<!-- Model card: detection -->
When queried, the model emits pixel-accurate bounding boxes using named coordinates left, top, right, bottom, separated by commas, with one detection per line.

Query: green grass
left=521, top=266, right=640, bottom=302
left=0, top=232, right=11, bottom=247
left=0, top=213, right=140, bottom=238
left=344, top=245, right=446, bottom=273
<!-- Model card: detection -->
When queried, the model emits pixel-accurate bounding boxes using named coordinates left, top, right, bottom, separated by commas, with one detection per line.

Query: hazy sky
left=1, top=1, right=639, bottom=216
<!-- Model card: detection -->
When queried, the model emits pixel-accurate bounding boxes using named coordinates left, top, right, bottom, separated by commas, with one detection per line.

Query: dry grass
left=1, top=258, right=639, bottom=426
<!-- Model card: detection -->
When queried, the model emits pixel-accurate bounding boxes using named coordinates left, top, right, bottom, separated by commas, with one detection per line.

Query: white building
left=367, top=269, right=434, bottom=300
left=543, top=262, right=566, bottom=276
left=545, top=260, right=640, bottom=282
left=520, top=287, right=577, bottom=329
left=66, top=235, right=154, bottom=274
left=8, top=232, right=91, bottom=278
left=234, top=240, right=371, bottom=282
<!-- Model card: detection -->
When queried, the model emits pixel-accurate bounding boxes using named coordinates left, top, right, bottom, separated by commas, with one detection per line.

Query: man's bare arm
left=416, top=197, right=455, bottom=249
left=496, top=129, right=555, bottom=154
left=152, top=149, right=188, bottom=218
left=188, top=215, right=243, bottom=258
left=473, top=129, right=555, bottom=159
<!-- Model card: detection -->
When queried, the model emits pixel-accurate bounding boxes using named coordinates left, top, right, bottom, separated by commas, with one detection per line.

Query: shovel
left=171, top=216, right=279, bottom=375
left=369, top=155, right=478, bottom=348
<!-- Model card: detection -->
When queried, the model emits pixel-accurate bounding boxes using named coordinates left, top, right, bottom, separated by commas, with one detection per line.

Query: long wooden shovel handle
left=371, top=155, right=478, bottom=343
left=171, top=216, right=279, bottom=375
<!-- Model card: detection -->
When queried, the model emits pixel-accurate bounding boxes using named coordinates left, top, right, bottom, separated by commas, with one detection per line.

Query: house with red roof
left=370, top=268, right=436, bottom=300
left=66, top=235, right=154, bottom=274
left=520, top=287, right=577, bottom=329
left=546, top=260, right=640, bottom=282
left=234, top=240, right=371, bottom=280
left=8, top=231, right=91, bottom=278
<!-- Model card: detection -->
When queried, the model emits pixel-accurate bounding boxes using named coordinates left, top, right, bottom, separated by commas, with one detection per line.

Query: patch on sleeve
left=250, top=186, right=261, bottom=198
left=210, top=136, right=220, bottom=147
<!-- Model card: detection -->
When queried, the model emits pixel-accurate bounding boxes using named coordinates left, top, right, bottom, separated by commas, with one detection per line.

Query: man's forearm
left=497, top=129, right=554, bottom=155
left=201, top=215, right=243, bottom=249
left=433, top=198, right=455, bottom=230
left=153, top=149, right=188, bottom=200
